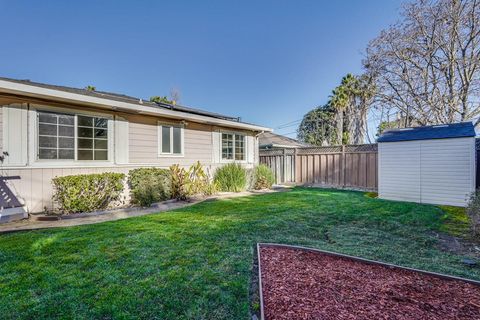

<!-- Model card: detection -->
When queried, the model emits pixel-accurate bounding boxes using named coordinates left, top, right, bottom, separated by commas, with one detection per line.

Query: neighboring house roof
left=377, top=122, right=475, bottom=143
left=259, top=132, right=311, bottom=149
left=0, top=77, right=272, bottom=132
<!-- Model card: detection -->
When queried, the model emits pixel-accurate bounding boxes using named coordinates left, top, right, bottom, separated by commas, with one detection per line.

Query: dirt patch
left=431, top=231, right=480, bottom=259
left=259, top=246, right=480, bottom=320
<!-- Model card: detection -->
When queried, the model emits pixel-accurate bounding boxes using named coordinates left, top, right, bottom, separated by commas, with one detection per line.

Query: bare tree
left=170, top=88, right=181, bottom=105
left=364, top=0, right=480, bottom=126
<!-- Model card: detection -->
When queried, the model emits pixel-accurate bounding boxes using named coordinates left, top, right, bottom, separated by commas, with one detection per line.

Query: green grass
left=0, top=188, right=479, bottom=319
left=438, top=205, right=472, bottom=238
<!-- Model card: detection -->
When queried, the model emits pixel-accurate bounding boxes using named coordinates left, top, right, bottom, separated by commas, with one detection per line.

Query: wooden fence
left=259, top=144, right=378, bottom=190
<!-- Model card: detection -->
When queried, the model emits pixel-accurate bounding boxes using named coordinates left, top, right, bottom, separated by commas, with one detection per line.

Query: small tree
left=297, top=105, right=337, bottom=146
left=85, top=85, right=96, bottom=91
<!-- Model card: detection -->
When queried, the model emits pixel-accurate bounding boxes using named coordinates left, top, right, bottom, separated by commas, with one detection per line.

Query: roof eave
left=0, top=79, right=272, bottom=132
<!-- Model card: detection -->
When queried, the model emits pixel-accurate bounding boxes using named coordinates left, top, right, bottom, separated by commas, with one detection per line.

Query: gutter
left=0, top=79, right=273, bottom=132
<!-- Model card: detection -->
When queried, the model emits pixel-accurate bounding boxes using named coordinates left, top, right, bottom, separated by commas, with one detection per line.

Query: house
left=259, top=132, right=311, bottom=150
left=378, top=122, right=476, bottom=207
left=0, top=77, right=272, bottom=218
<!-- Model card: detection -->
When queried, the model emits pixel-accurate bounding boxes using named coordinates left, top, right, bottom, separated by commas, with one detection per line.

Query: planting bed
left=259, top=245, right=480, bottom=320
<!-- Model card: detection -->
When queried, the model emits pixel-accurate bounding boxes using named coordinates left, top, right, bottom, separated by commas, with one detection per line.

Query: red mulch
left=259, top=246, right=480, bottom=320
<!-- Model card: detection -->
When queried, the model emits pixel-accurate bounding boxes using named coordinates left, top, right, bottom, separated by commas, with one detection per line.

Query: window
left=37, top=111, right=109, bottom=161
left=77, top=115, right=109, bottom=160
left=222, top=133, right=245, bottom=161
left=38, top=112, right=75, bottom=160
left=158, top=124, right=183, bottom=155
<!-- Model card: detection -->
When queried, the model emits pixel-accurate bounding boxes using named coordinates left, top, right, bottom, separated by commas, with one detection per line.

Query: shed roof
left=377, top=122, right=476, bottom=143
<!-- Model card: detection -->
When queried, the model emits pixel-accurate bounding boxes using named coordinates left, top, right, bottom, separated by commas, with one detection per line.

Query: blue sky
left=0, top=0, right=403, bottom=139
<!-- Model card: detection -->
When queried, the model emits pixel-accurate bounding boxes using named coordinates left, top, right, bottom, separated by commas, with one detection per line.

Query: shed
left=377, top=122, right=476, bottom=207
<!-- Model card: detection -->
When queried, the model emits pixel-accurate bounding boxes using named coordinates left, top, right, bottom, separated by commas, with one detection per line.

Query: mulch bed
left=259, top=245, right=480, bottom=320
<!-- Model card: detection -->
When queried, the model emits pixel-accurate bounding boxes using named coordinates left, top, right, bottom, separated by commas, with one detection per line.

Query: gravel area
left=259, top=246, right=480, bottom=320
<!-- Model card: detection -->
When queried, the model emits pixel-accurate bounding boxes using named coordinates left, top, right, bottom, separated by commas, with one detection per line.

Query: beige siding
left=127, top=114, right=213, bottom=166
left=379, top=137, right=475, bottom=207
left=3, top=166, right=137, bottom=213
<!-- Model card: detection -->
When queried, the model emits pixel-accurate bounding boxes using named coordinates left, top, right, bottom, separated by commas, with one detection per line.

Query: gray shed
left=377, top=122, right=476, bottom=207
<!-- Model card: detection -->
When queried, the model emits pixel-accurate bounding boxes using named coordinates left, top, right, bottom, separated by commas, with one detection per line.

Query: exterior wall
left=378, top=141, right=421, bottom=203
left=127, top=114, right=214, bottom=166
left=0, top=102, right=260, bottom=213
left=379, top=137, right=475, bottom=207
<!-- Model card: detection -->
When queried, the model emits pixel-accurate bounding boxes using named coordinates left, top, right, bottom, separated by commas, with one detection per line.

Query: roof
left=0, top=76, right=271, bottom=132
left=259, top=132, right=311, bottom=149
left=377, top=122, right=476, bottom=143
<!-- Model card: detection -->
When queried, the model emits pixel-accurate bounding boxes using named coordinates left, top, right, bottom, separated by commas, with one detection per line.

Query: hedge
left=52, top=172, right=125, bottom=214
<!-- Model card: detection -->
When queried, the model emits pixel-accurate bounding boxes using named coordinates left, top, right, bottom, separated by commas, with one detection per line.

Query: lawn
left=0, top=188, right=479, bottom=319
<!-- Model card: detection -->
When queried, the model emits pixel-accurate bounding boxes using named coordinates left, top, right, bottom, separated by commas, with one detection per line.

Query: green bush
left=52, top=173, right=125, bottom=214
left=214, top=163, right=247, bottom=192
left=128, top=168, right=170, bottom=206
left=466, top=190, right=480, bottom=238
left=253, top=164, right=275, bottom=190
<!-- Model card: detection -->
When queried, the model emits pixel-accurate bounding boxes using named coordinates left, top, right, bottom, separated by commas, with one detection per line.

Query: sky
left=0, top=0, right=404, bottom=140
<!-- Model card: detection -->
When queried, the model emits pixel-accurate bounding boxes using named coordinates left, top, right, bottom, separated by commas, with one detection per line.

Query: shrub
left=128, top=168, right=170, bottom=206
left=253, top=164, right=275, bottom=190
left=466, top=190, right=480, bottom=238
left=214, top=163, right=247, bottom=192
left=170, top=164, right=190, bottom=200
left=52, top=173, right=125, bottom=214
left=187, top=161, right=217, bottom=196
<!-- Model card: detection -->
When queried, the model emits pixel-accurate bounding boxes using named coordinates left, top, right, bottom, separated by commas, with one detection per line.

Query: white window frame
left=220, top=131, right=246, bottom=162
left=28, top=104, right=114, bottom=166
left=157, top=121, right=184, bottom=157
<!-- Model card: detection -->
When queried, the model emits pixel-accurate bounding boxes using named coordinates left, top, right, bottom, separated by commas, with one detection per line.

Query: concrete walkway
left=0, top=187, right=289, bottom=233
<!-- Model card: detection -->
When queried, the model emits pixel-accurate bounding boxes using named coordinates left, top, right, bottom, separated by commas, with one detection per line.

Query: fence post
left=341, top=145, right=346, bottom=187
left=294, top=147, right=298, bottom=184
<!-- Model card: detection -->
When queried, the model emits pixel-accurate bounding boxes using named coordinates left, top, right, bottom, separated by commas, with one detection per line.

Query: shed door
left=379, top=141, right=421, bottom=203
left=419, top=138, right=474, bottom=207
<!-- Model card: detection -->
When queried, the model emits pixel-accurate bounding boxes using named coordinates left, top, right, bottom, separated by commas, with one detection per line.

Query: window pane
left=78, top=116, right=93, bottom=127
left=162, top=126, right=171, bottom=153
left=94, top=150, right=108, bottom=160
left=78, top=127, right=93, bottom=138
left=94, top=118, right=108, bottom=128
left=222, top=133, right=233, bottom=160
left=78, top=138, right=93, bottom=148
left=59, top=149, right=74, bottom=159
left=235, top=134, right=245, bottom=160
left=77, top=150, right=93, bottom=160
left=39, top=149, right=57, bottom=159
left=173, top=127, right=182, bottom=154
left=39, top=136, right=57, bottom=148
left=38, top=113, right=57, bottom=124
left=59, top=137, right=74, bottom=149
left=59, top=125, right=74, bottom=137
left=39, top=123, right=57, bottom=136
left=94, top=129, right=108, bottom=138
left=94, top=139, right=108, bottom=149
left=58, top=115, right=74, bottom=125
